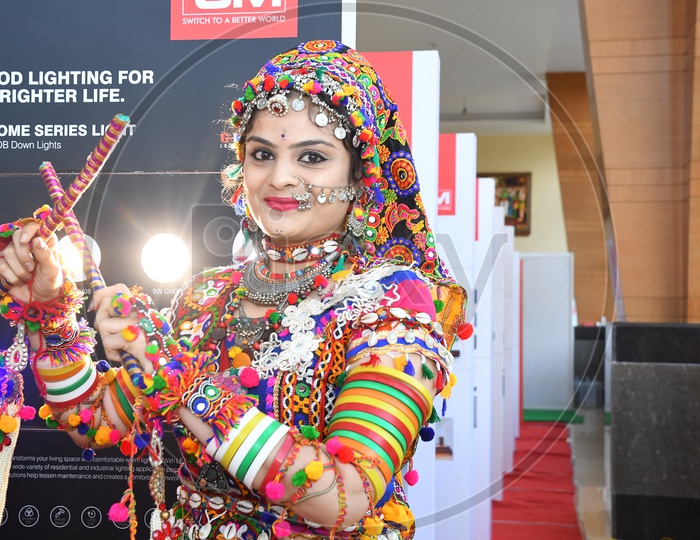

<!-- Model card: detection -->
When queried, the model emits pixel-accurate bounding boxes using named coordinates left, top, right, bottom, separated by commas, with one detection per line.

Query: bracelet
left=206, top=407, right=289, bottom=490
left=260, top=432, right=296, bottom=492
left=0, top=279, right=83, bottom=334
left=294, top=474, right=338, bottom=504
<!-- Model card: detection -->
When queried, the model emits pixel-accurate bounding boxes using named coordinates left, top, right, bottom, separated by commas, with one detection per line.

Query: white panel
left=412, top=50, right=440, bottom=228
left=341, top=0, right=356, bottom=49
left=472, top=177, right=494, bottom=540
left=521, top=253, right=574, bottom=409
left=406, top=49, right=440, bottom=540
left=511, top=250, right=521, bottom=439
left=435, top=133, right=477, bottom=539
left=490, top=206, right=505, bottom=502
left=502, top=226, right=517, bottom=470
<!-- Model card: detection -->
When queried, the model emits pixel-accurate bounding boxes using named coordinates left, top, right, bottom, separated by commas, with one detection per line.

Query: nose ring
left=287, top=176, right=312, bottom=211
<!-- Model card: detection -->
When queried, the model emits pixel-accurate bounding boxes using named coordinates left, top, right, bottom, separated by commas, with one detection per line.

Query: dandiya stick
left=0, top=114, right=128, bottom=298
left=39, top=163, right=148, bottom=385
left=37, top=113, right=130, bottom=240
left=39, top=162, right=106, bottom=291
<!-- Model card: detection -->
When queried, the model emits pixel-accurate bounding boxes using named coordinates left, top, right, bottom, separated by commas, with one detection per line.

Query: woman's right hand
left=0, top=220, right=62, bottom=304
left=93, top=284, right=152, bottom=373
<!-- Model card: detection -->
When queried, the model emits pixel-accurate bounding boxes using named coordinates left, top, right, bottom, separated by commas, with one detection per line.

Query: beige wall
left=477, top=134, right=569, bottom=253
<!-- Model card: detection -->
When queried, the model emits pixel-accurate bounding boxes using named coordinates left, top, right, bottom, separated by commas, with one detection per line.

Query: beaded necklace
left=261, top=234, right=341, bottom=264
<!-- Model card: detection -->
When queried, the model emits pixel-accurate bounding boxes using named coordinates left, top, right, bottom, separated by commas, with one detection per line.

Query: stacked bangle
left=205, top=407, right=290, bottom=490
left=36, top=357, right=99, bottom=408
left=324, top=365, right=432, bottom=501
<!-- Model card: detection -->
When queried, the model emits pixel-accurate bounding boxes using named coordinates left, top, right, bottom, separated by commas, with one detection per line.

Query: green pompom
left=152, top=374, right=167, bottom=391
left=145, top=343, right=159, bottom=355
left=428, top=406, right=441, bottom=424
left=46, top=418, right=59, bottom=429
left=299, top=425, right=320, bottom=440
left=269, top=311, right=281, bottom=324
left=433, top=300, right=445, bottom=313
left=291, top=469, right=307, bottom=487
left=86, top=428, right=97, bottom=439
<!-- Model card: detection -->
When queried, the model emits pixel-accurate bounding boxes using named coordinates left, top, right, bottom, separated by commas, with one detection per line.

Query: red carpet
left=492, top=421, right=583, bottom=540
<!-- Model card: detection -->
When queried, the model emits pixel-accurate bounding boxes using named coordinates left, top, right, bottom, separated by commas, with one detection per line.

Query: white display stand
left=435, top=133, right=477, bottom=539
left=502, top=227, right=519, bottom=473
left=490, top=206, right=506, bottom=501
left=521, top=253, right=574, bottom=410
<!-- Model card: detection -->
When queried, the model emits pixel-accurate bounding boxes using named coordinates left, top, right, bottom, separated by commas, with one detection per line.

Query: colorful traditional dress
left=165, top=260, right=455, bottom=539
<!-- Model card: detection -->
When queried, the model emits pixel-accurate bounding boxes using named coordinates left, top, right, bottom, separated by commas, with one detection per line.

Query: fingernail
left=23, top=262, right=34, bottom=272
left=87, top=299, right=95, bottom=312
left=20, top=234, right=28, bottom=244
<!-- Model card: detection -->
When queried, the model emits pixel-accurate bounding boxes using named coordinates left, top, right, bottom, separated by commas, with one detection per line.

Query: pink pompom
left=17, top=406, right=36, bottom=421
left=272, top=519, right=292, bottom=538
left=325, top=436, right=342, bottom=455
left=265, top=481, right=286, bottom=501
left=239, top=367, right=260, bottom=389
left=79, top=409, right=93, bottom=423
left=109, top=429, right=122, bottom=444
left=108, top=502, right=129, bottom=522
left=404, top=469, right=419, bottom=486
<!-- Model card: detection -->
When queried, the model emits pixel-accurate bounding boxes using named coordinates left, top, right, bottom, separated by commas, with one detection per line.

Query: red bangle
left=260, top=432, right=295, bottom=491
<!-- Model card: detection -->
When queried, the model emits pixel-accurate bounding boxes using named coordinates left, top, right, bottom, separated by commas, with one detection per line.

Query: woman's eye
left=299, top=151, right=327, bottom=164
left=250, top=148, right=273, bottom=160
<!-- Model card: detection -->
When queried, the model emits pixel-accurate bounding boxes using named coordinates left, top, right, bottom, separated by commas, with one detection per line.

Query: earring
left=287, top=176, right=312, bottom=211
left=347, top=204, right=365, bottom=238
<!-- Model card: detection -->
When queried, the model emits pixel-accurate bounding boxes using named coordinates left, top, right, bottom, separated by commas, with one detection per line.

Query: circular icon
left=203, top=215, right=239, bottom=258
left=81, top=506, right=102, bottom=529
left=50, top=505, right=71, bottom=528
left=1, top=508, right=8, bottom=526
left=18, top=505, right=39, bottom=527
left=145, top=507, right=155, bottom=529
left=113, top=517, right=130, bottom=530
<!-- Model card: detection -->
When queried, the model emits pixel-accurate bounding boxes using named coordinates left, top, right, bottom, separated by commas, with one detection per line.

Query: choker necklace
left=262, top=233, right=341, bottom=263
left=242, top=250, right=342, bottom=306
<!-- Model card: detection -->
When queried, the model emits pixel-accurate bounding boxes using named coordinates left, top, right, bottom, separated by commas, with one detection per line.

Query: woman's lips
left=264, top=197, right=299, bottom=211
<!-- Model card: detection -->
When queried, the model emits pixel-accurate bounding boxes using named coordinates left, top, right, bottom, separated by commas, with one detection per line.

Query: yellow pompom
left=449, top=372, right=457, bottom=388
left=68, top=414, right=81, bottom=427
left=232, top=352, right=251, bottom=368
left=381, top=500, right=414, bottom=527
left=94, top=426, right=111, bottom=445
left=182, top=437, right=199, bottom=454
left=103, top=369, right=116, bottom=384
left=227, top=346, right=242, bottom=360
left=0, top=414, right=18, bottom=434
left=362, top=516, right=385, bottom=536
left=38, top=404, right=52, bottom=420
left=304, top=460, right=324, bottom=481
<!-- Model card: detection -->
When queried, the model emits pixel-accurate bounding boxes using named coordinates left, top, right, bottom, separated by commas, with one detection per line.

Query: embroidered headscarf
left=226, top=40, right=468, bottom=347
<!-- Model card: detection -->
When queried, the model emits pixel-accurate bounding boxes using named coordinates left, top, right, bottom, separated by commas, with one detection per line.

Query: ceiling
left=356, top=0, right=586, bottom=135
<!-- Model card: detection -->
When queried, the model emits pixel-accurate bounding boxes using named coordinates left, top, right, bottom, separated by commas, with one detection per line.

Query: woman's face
left=243, top=100, right=354, bottom=247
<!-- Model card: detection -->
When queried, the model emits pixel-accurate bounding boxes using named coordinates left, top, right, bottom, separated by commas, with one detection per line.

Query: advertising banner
left=0, top=2, right=346, bottom=538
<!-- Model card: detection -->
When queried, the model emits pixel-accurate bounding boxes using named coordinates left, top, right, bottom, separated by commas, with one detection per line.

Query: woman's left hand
left=93, top=284, right=153, bottom=373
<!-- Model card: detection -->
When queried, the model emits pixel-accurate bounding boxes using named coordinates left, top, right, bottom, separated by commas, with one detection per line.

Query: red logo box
left=171, top=0, right=298, bottom=41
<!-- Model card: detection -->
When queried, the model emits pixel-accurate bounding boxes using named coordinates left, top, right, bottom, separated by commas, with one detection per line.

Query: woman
left=0, top=40, right=468, bottom=539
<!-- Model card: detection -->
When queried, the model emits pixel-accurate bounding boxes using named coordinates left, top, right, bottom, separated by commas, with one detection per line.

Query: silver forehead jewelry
left=287, top=176, right=359, bottom=210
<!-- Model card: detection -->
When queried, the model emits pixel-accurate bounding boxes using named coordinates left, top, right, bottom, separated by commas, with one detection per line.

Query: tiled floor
left=568, top=407, right=610, bottom=540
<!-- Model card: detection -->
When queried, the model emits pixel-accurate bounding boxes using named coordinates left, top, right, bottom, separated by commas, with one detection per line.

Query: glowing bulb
left=57, top=235, right=102, bottom=282
left=141, top=233, right=190, bottom=284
